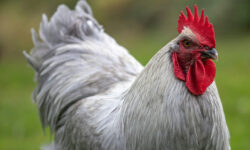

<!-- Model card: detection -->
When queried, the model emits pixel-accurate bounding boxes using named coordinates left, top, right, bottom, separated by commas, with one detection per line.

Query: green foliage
left=0, top=61, right=51, bottom=150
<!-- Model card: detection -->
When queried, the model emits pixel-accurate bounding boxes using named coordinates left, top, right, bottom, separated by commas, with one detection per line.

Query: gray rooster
left=24, top=0, right=230, bottom=150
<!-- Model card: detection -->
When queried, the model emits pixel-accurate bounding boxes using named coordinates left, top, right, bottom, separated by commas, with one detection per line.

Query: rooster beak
left=201, top=48, right=218, bottom=61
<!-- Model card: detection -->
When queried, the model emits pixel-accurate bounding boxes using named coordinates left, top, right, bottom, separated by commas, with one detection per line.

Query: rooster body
left=24, top=1, right=230, bottom=150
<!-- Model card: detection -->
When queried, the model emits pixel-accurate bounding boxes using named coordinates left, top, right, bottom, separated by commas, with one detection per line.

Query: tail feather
left=25, top=0, right=142, bottom=132
left=39, top=1, right=102, bottom=49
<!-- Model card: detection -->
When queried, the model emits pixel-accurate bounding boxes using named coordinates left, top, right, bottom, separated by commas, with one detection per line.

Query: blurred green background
left=0, top=0, right=250, bottom=149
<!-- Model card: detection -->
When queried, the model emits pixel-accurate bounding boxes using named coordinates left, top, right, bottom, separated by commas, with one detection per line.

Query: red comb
left=177, top=5, right=216, bottom=48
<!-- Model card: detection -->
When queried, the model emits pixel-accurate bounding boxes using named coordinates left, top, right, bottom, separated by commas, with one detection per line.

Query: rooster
left=24, top=0, right=230, bottom=150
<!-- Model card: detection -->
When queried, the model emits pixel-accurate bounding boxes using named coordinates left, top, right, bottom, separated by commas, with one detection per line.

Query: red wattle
left=186, top=59, right=216, bottom=95
left=172, top=52, right=216, bottom=95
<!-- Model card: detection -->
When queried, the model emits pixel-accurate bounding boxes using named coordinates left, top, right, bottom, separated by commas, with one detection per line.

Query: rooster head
left=171, top=5, right=217, bottom=96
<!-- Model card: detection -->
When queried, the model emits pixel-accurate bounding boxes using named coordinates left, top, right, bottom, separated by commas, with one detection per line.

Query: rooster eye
left=183, top=40, right=192, bottom=48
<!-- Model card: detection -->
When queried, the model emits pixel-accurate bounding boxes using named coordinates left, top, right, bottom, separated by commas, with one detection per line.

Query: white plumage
left=24, top=1, right=230, bottom=150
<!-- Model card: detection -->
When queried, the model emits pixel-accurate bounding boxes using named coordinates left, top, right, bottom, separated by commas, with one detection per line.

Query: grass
left=0, top=34, right=250, bottom=149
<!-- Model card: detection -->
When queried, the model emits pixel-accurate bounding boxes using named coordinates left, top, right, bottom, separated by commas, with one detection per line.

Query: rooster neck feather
left=121, top=42, right=230, bottom=150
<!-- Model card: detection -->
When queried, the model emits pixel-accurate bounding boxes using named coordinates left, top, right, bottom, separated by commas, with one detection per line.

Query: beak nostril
left=201, top=48, right=218, bottom=60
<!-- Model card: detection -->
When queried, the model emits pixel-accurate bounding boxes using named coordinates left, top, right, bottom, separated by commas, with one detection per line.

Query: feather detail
left=24, top=0, right=143, bottom=133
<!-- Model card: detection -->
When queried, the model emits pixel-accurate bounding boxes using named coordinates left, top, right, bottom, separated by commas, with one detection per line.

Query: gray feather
left=24, top=0, right=142, bottom=133
left=25, top=1, right=230, bottom=150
